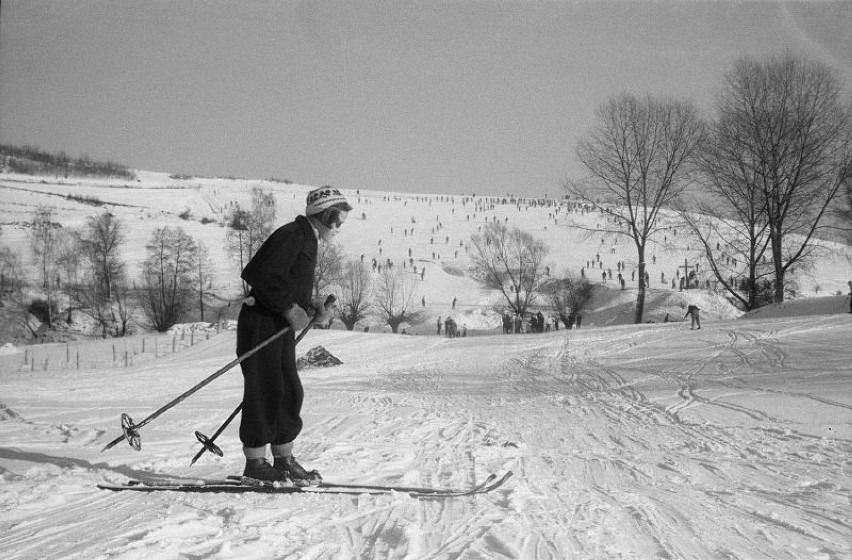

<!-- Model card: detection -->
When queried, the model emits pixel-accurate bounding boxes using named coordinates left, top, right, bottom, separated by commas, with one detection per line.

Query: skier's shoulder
left=273, top=216, right=312, bottom=241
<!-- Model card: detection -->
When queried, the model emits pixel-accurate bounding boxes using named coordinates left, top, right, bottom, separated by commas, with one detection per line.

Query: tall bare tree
left=469, top=222, right=549, bottom=316
left=373, top=267, right=424, bottom=333
left=677, top=108, right=774, bottom=310
left=542, top=275, right=596, bottom=329
left=62, top=213, right=129, bottom=337
left=336, top=259, right=372, bottom=331
left=835, top=178, right=852, bottom=245
left=0, top=244, right=37, bottom=337
left=226, top=187, right=277, bottom=296
left=140, top=227, right=198, bottom=331
left=194, top=241, right=214, bottom=322
left=718, top=53, right=851, bottom=302
left=29, top=207, right=60, bottom=328
left=313, top=241, right=344, bottom=299
left=568, top=93, right=704, bottom=322
left=77, top=212, right=126, bottom=300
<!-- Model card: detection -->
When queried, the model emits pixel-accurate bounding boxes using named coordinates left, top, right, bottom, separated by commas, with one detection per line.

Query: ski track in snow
left=1, top=316, right=851, bottom=559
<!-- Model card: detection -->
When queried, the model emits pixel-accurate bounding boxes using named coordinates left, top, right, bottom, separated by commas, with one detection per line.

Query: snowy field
left=1, top=313, right=850, bottom=559
left=1, top=171, right=851, bottom=559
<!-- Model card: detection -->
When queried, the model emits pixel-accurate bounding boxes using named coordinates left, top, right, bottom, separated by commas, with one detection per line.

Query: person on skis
left=847, top=280, right=852, bottom=313
left=237, top=186, right=352, bottom=484
left=684, top=304, right=701, bottom=330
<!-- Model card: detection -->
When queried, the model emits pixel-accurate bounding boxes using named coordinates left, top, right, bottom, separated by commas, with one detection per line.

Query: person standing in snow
left=237, top=186, right=352, bottom=484
left=684, top=304, right=701, bottom=330
left=848, top=280, right=852, bottom=313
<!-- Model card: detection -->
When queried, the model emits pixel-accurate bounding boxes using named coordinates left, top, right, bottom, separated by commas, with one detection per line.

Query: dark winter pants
left=237, top=304, right=303, bottom=448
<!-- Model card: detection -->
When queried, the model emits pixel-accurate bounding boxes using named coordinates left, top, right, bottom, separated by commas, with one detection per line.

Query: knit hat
left=305, top=186, right=352, bottom=216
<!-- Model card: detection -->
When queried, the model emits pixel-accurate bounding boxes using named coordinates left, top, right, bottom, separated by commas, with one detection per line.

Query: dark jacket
left=241, top=215, right=317, bottom=314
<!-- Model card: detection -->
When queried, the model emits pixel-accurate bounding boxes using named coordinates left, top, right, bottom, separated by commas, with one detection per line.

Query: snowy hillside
left=1, top=170, right=851, bottom=559
left=2, top=170, right=850, bottom=340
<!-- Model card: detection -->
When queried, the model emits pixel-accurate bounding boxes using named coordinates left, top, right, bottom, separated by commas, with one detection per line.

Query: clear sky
left=1, top=1, right=850, bottom=197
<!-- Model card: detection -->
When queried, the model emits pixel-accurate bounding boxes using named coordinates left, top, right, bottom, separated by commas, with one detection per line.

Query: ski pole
left=102, top=295, right=333, bottom=453
left=190, top=295, right=335, bottom=466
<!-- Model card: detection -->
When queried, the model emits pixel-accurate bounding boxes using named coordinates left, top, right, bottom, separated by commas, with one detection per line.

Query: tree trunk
left=634, top=244, right=646, bottom=323
left=771, top=230, right=785, bottom=303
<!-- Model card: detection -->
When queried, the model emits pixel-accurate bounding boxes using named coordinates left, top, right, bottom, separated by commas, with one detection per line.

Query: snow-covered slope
left=2, top=170, right=850, bottom=340
left=1, top=312, right=850, bottom=559
left=0, top=170, right=850, bottom=559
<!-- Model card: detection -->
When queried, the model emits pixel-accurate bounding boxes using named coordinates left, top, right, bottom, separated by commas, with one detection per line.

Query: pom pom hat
left=305, top=186, right=352, bottom=216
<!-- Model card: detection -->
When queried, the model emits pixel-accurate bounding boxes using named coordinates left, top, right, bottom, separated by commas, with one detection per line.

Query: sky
left=1, top=1, right=850, bottom=197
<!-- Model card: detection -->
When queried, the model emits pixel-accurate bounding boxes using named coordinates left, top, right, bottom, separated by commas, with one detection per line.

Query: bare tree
left=373, top=267, right=424, bottom=333
left=336, top=259, right=372, bottom=331
left=835, top=178, right=852, bottom=245
left=542, top=275, right=596, bottom=329
left=469, top=222, right=549, bottom=316
left=194, top=241, right=214, bottom=322
left=718, top=53, right=851, bottom=302
left=226, top=187, right=277, bottom=296
left=313, top=241, right=344, bottom=299
left=568, top=93, right=704, bottom=322
left=140, top=226, right=198, bottom=331
left=61, top=213, right=129, bottom=337
left=225, top=207, right=250, bottom=294
left=676, top=106, right=775, bottom=310
left=29, top=207, right=60, bottom=328
left=0, top=245, right=38, bottom=337
left=112, top=277, right=134, bottom=337
left=77, top=212, right=126, bottom=300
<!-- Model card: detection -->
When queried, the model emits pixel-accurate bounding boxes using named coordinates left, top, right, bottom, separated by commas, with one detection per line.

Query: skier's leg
left=237, top=306, right=286, bottom=482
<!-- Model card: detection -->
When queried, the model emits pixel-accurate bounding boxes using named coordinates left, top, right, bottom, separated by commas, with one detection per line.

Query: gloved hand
left=312, top=296, right=336, bottom=326
left=284, top=303, right=310, bottom=330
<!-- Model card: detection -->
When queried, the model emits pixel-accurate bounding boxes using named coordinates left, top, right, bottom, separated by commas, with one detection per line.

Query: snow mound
left=742, top=294, right=850, bottom=320
left=296, top=345, right=343, bottom=369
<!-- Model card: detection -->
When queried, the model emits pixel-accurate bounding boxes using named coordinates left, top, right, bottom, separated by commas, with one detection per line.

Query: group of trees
left=0, top=182, right=437, bottom=337
left=467, top=220, right=596, bottom=329
left=564, top=52, right=851, bottom=321
left=0, top=208, right=214, bottom=338
left=1, top=144, right=136, bottom=180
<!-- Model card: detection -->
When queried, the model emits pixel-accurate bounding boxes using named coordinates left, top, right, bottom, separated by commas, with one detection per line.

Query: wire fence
left=0, top=324, right=234, bottom=374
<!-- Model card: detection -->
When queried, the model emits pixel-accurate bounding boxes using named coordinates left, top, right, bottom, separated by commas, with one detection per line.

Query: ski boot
left=274, top=456, right=322, bottom=487
left=242, top=458, right=290, bottom=487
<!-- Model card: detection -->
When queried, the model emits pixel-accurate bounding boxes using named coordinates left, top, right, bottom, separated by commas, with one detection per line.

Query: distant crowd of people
left=437, top=316, right=467, bottom=338
left=500, top=311, right=577, bottom=334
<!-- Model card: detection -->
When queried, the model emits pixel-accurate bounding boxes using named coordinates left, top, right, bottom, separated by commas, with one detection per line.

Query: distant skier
left=684, top=304, right=701, bottom=330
